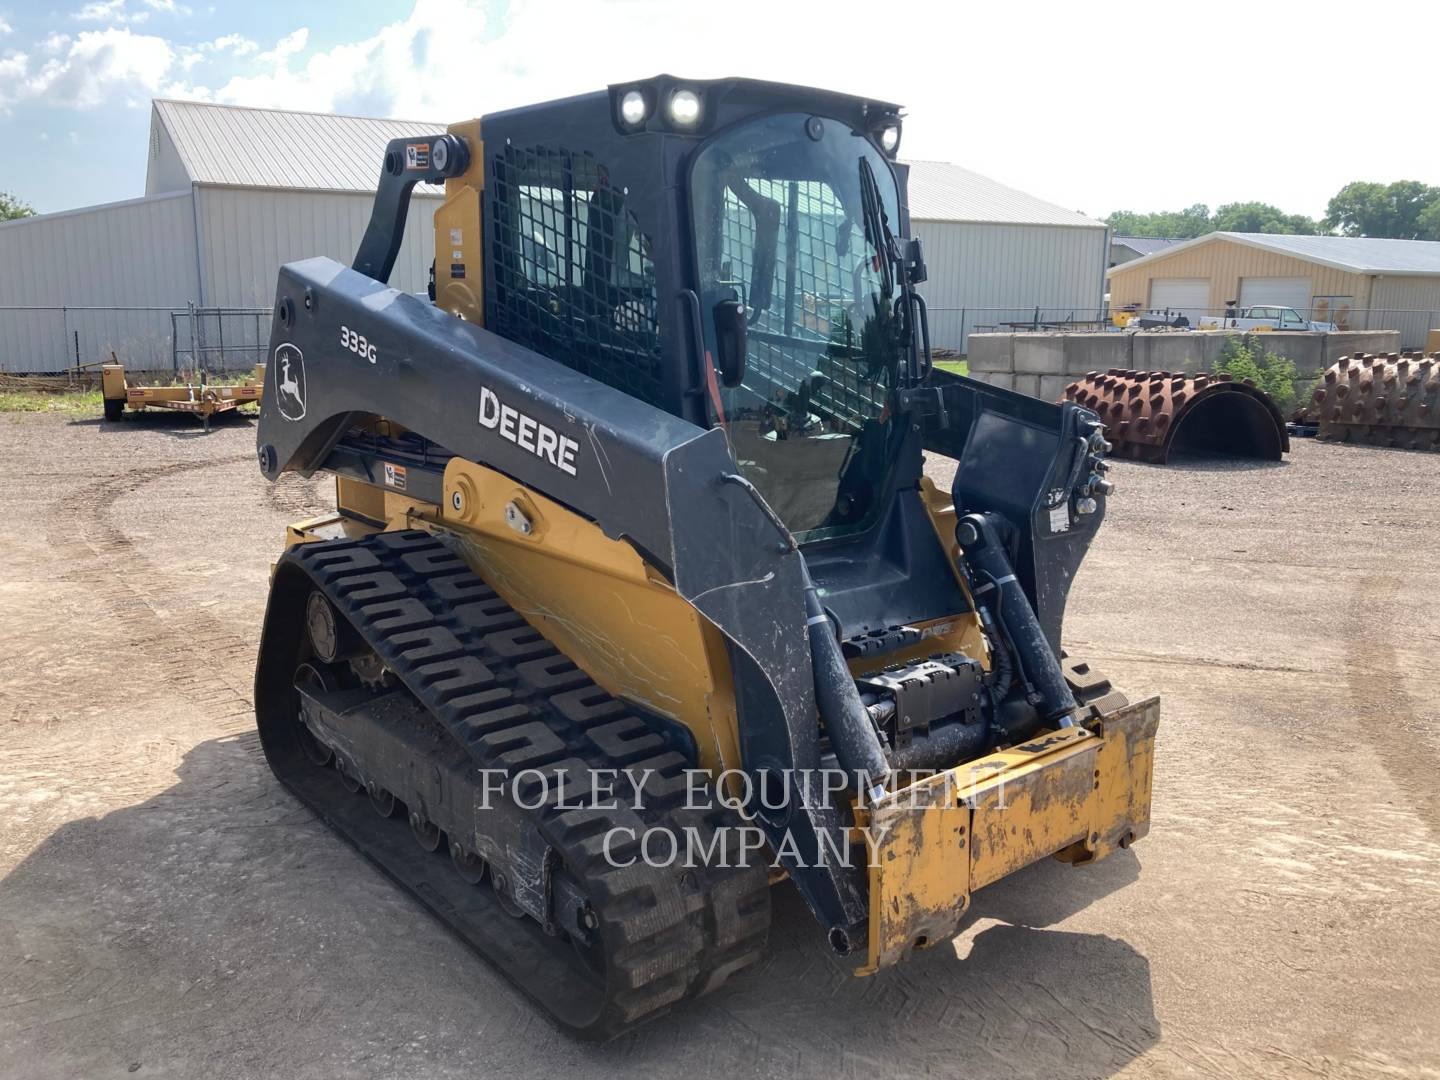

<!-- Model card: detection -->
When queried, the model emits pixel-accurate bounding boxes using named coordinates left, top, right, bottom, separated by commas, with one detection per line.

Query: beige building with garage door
left=1107, top=232, right=1440, bottom=347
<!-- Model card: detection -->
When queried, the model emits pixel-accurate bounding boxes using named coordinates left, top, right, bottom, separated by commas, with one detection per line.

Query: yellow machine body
left=282, top=450, right=1159, bottom=974
left=857, top=698, right=1158, bottom=972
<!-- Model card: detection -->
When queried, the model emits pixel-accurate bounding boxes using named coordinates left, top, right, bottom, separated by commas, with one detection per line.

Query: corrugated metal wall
left=0, top=185, right=441, bottom=373
left=911, top=221, right=1108, bottom=351
left=1108, top=241, right=1368, bottom=313
left=195, top=187, right=439, bottom=309
left=145, top=115, right=192, bottom=196
left=1371, top=277, right=1440, bottom=347
left=0, top=191, right=199, bottom=372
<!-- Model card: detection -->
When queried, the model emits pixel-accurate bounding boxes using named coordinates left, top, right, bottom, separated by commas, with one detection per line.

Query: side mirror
left=713, top=299, right=747, bottom=388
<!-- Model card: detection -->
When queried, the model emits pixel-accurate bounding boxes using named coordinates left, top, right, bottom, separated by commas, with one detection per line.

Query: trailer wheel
left=103, top=397, right=125, bottom=421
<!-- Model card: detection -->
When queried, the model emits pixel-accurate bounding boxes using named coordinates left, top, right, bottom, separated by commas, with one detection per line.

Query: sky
left=0, top=0, right=1435, bottom=220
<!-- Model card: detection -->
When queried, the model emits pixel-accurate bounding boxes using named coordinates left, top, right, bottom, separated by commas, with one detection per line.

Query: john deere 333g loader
left=252, top=76, right=1160, bottom=1040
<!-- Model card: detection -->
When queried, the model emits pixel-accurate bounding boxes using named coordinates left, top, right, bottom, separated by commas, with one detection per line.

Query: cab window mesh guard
left=489, top=145, right=664, bottom=407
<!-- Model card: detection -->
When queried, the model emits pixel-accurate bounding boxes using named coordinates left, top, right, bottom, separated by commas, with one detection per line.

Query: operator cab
left=478, top=77, right=946, bottom=635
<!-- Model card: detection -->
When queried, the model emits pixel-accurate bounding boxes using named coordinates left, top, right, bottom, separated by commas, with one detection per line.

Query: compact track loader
left=252, top=76, right=1159, bottom=1040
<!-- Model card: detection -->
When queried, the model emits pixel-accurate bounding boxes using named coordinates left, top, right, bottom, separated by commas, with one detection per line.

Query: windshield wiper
left=858, top=157, right=931, bottom=384
left=858, top=158, right=896, bottom=301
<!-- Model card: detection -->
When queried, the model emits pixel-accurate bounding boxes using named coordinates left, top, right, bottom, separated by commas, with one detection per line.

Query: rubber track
left=271, top=530, right=770, bottom=1039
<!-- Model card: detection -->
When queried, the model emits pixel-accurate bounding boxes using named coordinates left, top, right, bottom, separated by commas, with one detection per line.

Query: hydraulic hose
left=956, top=512, right=1079, bottom=728
left=800, top=559, right=891, bottom=802
left=721, top=472, right=892, bottom=801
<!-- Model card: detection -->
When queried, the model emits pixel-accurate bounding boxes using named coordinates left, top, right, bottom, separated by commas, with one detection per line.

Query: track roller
left=367, top=781, right=398, bottom=819
left=336, top=757, right=363, bottom=793
left=408, top=810, right=442, bottom=852
left=449, top=841, right=487, bottom=885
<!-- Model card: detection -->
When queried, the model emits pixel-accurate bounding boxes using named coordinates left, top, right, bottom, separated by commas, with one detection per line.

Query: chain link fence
left=3, top=301, right=1435, bottom=375
left=0, top=303, right=271, bottom=377
left=926, top=306, right=1440, bottom=355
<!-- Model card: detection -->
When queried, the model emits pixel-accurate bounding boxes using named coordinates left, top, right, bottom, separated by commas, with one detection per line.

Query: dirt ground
left=1, top=408, right=1437, bottom=1079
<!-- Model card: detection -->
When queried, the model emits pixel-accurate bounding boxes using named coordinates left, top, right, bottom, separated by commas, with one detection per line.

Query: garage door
left=1240, top=276, right=1312, bottom=315
left=1147, top=278, right=1210, bottom=324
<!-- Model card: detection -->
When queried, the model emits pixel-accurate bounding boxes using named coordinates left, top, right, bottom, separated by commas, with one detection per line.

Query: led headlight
left=620, top=89, right=647, bottom=126
left=668, top=89, right=701, bottom=126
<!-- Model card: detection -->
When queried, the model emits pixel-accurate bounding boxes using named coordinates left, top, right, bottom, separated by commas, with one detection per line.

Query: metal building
left=0, top=101, right=1109, bottom=370
left=1107, top=232, right=1440, bottom=347
left=904, top=161, right=1110, bottom=352
left=0, top=100, right=441, bottom=373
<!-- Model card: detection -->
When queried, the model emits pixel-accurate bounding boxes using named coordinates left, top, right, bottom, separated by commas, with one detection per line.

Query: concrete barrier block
left=1131, top=333, right=1201, bottom=374
left=1324, top=330, right=1400, bottom=363
left=1198, top=332, right=1235, bottom=371
left=1063, top=332, right=1131, bottom=374
left=1012, top=374, right=1041, bottom=398
left=1039, top=374, right=1072, bottom=402
left=975, top=371, right=1014, bottom=391
left=1244, top=332, right=1324, bottom=377
left=1013, top=334, right=1064, bottom=374
left=966, top=334, right=1014, bottom=373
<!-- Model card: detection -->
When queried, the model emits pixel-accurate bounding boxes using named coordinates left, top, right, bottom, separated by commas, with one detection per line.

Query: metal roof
left=151, top=99, right=445, bottom=193
left=1112, top=231, right=1440, bottom=277
left=149, top=102, right=1103, bottom=230
left=904, top=160, right=1104, bottom=229
left=1112, top=235, right=1186, bottom=256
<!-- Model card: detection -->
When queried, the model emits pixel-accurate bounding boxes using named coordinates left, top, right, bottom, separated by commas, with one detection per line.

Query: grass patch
left=0, top=389, right=104, bottom=413
left=934, top=358, right=969, bottom=377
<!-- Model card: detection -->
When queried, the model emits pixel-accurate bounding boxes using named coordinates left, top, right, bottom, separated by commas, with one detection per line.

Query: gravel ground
left=1, top=408, right=1438, bottom=1079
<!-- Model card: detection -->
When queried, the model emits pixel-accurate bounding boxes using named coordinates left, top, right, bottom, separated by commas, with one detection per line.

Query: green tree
left=1105, top=201, right=1317, bottom=238
left=1323, top=180, right=1440, bottom=239
left=1, top=191, right=35, bottom=221
left=1211, top=201, right=1318, bottom=235
left=1104, top=203, right=1212, bottom=238
left=1420, top=198, right=1440, bottom=242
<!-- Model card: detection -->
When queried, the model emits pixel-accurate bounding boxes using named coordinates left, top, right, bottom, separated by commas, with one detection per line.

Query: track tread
left=271, top=530, right=771, bottom=1039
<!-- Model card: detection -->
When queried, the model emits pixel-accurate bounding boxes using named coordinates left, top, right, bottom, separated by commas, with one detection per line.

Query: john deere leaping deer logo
left=274, top=343, right=306, bottom=421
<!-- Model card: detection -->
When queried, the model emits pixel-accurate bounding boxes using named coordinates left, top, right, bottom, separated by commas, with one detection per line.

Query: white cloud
left=206, top=33, right=255, bottom=56
left=176, top=31, right=256, bottom=71
left=255, top=26, right=305, bottom=66
left=74, top=0, right=150, bottom=24
left=0, top=17, right=12, bottom=34
left=0, top=27, right=172, bottom=108
left=4, top=0, right=1429, bottom=219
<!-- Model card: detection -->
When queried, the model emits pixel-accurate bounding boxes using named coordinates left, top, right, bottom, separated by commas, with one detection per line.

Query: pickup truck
left=1197, top=304, right=1338, bottom=332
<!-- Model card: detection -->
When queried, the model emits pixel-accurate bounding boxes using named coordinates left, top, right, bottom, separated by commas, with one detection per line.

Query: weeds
left=1215, top=338, right=1299, bottom=412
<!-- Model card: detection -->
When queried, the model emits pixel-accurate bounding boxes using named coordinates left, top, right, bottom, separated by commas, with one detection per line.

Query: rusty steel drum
left=1310, top=352, right=1440, bottom=452
left=1062, top=369, right=1289, bottom=464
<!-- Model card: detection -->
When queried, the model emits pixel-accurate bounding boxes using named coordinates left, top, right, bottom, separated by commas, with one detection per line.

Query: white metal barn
left=904, top=161, right=1109, bottom=352
left=0, top=100, right=441, bottom=373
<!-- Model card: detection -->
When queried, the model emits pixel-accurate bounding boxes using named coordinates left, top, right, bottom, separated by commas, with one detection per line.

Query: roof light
left=880, top=125, right=901, bottom=153
left=620, top=89, right=647, bottom=126
left=668, top=89, right=701, bottom=127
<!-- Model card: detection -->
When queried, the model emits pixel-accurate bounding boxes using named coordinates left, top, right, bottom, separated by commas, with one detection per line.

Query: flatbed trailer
left=101, top=362, right=265, bottom=432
